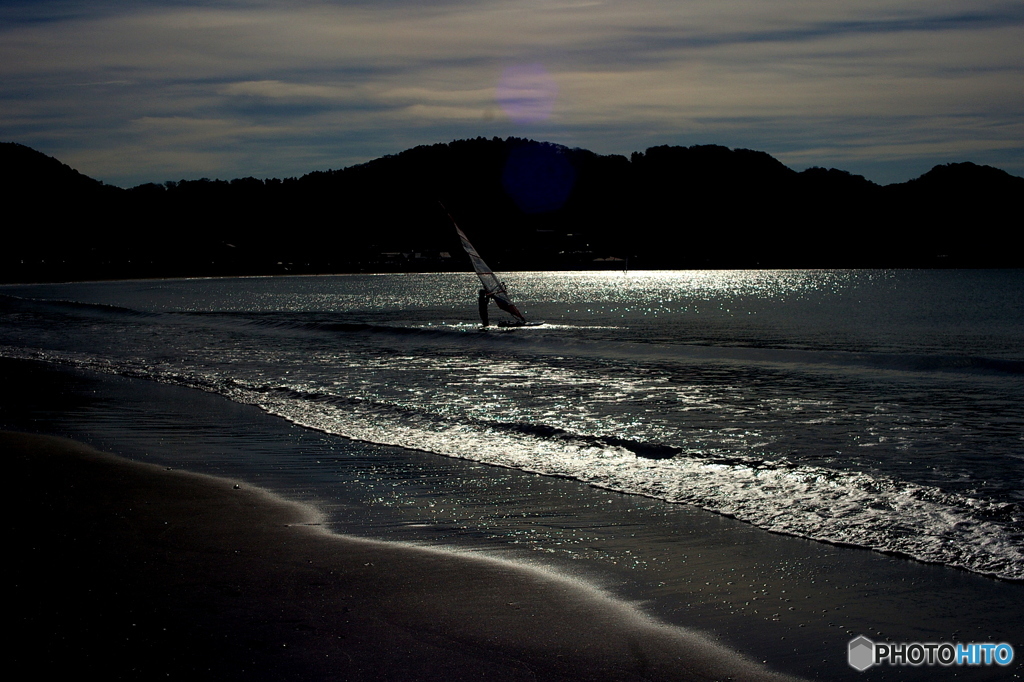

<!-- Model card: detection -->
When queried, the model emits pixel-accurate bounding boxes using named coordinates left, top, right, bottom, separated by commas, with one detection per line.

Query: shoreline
left=4, top=355, right=1023, bottom=680
left=8, top=429, right=795, bottom=680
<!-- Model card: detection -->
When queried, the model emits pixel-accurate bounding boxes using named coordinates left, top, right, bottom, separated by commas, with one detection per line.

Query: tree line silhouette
left=2, top=138, right=1021, bottom=282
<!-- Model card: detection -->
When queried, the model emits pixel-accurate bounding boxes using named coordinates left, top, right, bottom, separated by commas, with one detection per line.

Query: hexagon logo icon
left=848, top=635, right=875, bottom=671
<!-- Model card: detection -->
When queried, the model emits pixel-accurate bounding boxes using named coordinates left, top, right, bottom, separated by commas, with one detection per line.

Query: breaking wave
left=4, top=343, right=1021, bottom=582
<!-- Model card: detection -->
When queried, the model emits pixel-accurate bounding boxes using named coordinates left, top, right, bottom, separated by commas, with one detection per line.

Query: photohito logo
left=848, top=636, right=1014, bottom=671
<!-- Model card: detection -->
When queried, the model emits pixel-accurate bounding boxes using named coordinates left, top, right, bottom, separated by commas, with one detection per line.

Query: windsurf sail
left=443, top=205, right=527, bottom=324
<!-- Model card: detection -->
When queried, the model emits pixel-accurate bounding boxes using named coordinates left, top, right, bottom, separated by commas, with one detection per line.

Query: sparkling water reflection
left=1, top=269, right=1022, bottom=582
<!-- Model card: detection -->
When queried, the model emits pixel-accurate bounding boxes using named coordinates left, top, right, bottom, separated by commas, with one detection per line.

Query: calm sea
left=2, top=270, right=1021, bottom=584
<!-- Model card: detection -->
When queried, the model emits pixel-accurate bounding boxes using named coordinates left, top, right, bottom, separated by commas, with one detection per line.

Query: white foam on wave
left=243, top=387, right=1024, bottom=582
left=4, top=345, right=1021, bottom=582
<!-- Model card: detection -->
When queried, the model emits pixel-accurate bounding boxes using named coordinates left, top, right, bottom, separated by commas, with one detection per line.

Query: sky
left=2, top=0, right=1022, bottom=187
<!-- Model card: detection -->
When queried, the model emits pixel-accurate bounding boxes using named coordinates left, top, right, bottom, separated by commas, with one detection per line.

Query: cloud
left=1, top=0, right=1020, bottom=186
left=222, top=81, right=356, bottom=101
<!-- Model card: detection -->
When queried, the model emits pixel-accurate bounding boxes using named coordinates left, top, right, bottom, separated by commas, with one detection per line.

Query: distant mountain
left=2, top=142, right=125, bottom=278
left=2, top=138, right=1021, bottom=282
left=1, top=141, right=108, bottom=193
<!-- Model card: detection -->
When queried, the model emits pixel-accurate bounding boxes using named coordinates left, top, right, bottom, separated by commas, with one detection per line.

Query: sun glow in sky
left=1, top=0, right=1021, bottom=187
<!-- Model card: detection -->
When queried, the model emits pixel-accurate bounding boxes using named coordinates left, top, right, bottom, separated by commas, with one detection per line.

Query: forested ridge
left=3, top=138, right=1021, bottom=282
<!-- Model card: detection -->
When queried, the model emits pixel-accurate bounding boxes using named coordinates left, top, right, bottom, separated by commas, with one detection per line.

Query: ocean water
left=1, top=270, right=1022, bottom=586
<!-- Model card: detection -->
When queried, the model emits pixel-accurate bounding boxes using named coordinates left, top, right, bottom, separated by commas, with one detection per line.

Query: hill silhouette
left=2, top=138, right=1021, bottom=282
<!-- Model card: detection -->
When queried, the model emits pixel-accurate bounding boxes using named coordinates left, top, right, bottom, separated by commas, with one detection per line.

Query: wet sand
left=8, top=430, right=796, bottom=681
left=5, top=356, right=1023, bottom=681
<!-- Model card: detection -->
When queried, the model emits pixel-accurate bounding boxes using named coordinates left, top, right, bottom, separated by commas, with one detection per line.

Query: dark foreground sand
left=8, top=431, right=797, bottom=681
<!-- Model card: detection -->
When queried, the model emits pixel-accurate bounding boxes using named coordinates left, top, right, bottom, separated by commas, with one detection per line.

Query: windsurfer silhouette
left=446, top=205, right=528, bottom=327
left=478, top=287, right=526, bottom=327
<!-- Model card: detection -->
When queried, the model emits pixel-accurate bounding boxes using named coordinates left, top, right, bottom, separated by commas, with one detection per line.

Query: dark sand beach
left=5, top=356, right=1022, bottom=681
left=9, top=430, right=796, bottom=681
